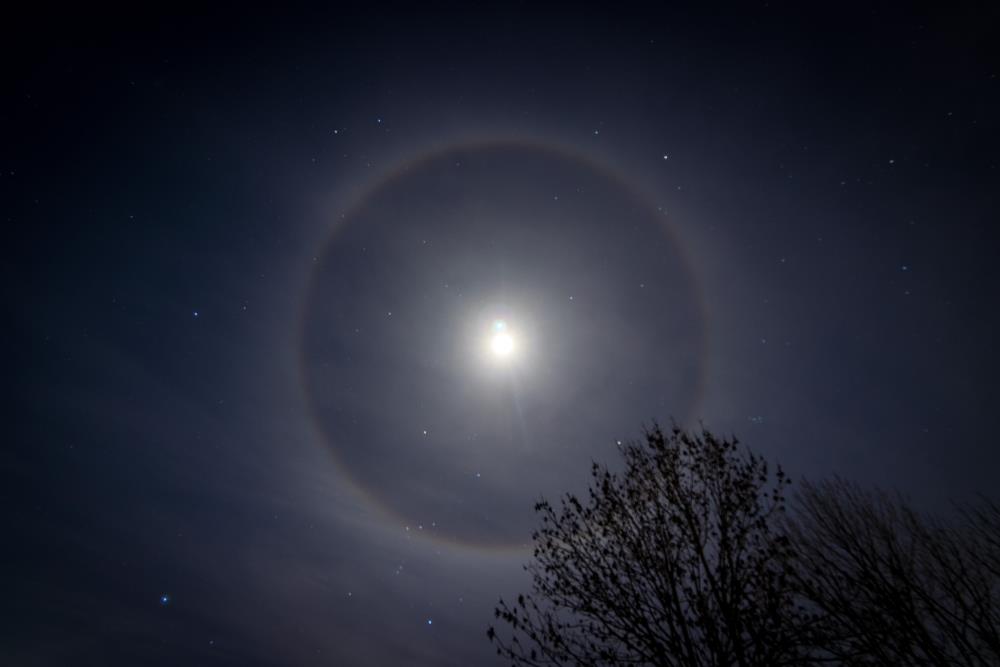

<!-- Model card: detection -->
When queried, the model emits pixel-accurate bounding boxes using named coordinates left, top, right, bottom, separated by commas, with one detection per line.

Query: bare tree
left=488, top=425, right=816, bottom=666
left=790, top=478, right=1000, bottom=666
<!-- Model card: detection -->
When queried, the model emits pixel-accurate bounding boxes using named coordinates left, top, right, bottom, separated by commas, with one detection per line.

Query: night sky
left=4, top=5, right=999, bottom=665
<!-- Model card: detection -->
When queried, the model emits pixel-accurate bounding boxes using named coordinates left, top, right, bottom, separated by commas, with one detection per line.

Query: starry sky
left=4, top=5, right=999, bottom=665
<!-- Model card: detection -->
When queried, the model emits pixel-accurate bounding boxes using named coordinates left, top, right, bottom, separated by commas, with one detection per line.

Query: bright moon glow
left=488, top=320, right=515, bottom=359
left=490, top=331, right=514, bottom=357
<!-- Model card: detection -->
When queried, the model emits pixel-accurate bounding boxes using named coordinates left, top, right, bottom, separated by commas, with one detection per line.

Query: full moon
left=490, top=331, right=514, bottom=357
left=489, top=320, right=515, bottom=358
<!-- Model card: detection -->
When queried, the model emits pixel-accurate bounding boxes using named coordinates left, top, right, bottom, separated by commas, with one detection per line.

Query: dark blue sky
left=4, top=4, right=998, bottom=665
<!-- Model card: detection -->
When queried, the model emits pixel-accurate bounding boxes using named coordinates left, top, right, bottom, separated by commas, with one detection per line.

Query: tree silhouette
left=488, top=425, right=815, bottom=666
left=790, top=478, right=1000, bottom=666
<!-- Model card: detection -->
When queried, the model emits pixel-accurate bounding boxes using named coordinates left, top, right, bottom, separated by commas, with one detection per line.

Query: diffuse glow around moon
left=299, top=139, right=708, bottom=552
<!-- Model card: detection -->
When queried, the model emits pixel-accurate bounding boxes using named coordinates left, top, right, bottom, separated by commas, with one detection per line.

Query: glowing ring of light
left=297, top=138, right=710, bottom=556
